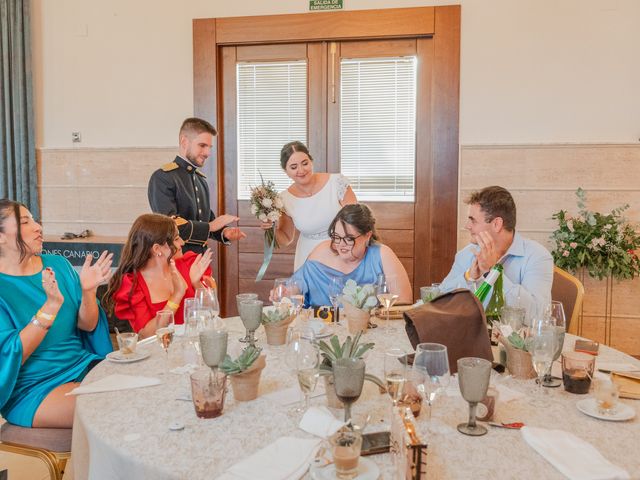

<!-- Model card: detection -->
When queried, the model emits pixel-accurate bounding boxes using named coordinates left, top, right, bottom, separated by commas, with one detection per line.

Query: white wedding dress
left=280, top=174, right=351, bottom=271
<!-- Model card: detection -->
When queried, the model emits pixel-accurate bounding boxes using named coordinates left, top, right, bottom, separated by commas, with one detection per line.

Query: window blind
left=237, top=61, right=307, bottom=200
left=340, top=56, right=417, bottom=201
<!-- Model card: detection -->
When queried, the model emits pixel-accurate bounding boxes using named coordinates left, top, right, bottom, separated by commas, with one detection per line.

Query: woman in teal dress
left=0, top=199, right=113, bottom=428
left=289, top=204, right=412, bottom=306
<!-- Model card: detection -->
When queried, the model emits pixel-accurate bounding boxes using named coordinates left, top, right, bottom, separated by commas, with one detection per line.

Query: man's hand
left=209, top=214, right=240, bottom=233
left=472, top=231, right=501, bottom=276
left=222, top=227, right=247, bottom=242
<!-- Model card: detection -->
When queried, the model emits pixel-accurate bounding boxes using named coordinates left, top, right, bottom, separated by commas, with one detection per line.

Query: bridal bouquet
left=249, top=176, right=285, bottom=280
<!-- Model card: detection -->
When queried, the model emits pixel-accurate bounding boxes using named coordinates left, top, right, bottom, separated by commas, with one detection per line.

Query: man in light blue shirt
left=440, top=186, right=553, bottom=323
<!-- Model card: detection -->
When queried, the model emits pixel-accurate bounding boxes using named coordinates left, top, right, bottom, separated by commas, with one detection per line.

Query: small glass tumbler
left=190, top=369, right=227, bottom=419
left=329, top=430, right=362, bottom=480
left=116, top=332, right=138, bottom=356
left=561, top=351, right=595, bottom=394
left=594, top=378, right=619, bottom=415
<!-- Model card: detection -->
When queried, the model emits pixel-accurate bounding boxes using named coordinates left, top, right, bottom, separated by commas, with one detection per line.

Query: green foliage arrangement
left=220, top=346, right=261, bottom=375
left=550, top=188, right=640, bottom=280
left=341, top=279, right=378, bottom=312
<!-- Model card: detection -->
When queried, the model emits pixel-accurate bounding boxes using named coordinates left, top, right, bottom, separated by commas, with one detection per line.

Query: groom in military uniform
left=148, top=117, right=246, bottom=254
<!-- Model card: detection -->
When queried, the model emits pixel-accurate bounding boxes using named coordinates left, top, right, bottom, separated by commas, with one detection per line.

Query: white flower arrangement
left=249, top=175, right=286, bottom=249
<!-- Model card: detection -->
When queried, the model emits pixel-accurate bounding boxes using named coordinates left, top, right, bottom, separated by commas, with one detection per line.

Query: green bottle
left=473, top=264, right=503, bottom=303
left=484, top=268, right=505, bottom=327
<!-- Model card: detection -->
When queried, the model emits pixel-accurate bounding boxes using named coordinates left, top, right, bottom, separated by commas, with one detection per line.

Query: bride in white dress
left=261, top=141, right=357, bottom=271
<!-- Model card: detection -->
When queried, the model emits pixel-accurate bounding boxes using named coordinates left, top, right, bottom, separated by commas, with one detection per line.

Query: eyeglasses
left=330, top=233, right=363, bottom=246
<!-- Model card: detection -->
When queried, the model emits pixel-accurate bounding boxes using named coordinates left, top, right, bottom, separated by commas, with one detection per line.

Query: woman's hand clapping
left=189, top=248, right=214, bottom=289
left=42, top=267, right=64, bottom=310
left=170, top=259, right=188, bottom=302
left=79, top=251, right=114, bottom=292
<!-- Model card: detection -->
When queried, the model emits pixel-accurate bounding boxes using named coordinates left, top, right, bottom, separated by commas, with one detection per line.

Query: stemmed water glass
left=376, top=274, right=398, bottom=331
left=384, top=348, right=407, bottom=406
left=199, top=322, right=228, bottom=382
left=285, top=326, right=316, bottom=413
left=413, top=343, right=451, bottom=420
left=287, top=279, right=304, bottom=318
left=542, top=301, right=566, bottom=388
left=333, top=358, right=366, bottom=423
left=457, top=357, right=492, bottom=436
left=272, top=278, right=289, bottom=306
left=156, top=310, right=175, bottom=369
left=238, top=297, right=263, bottom=348
left=236, top=293, right=258, bottom=342
left=294, top=342, right=320, bottom=413
left=196, top=287, right=220, bottom=322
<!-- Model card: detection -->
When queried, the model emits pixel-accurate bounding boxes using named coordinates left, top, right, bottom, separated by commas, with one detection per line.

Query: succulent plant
left=341, top=279, right=378, bottom=312
left=220, top=345, right=261, bottom=375
left=317, top=332, right=385, bottom=389
left=506, top=331, right=534, bottom=352
left=261, top=304, right=292, bottom=325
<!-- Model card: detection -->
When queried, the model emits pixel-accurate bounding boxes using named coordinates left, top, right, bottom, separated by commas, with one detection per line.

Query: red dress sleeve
left=114, top=273, right=157, bottom=333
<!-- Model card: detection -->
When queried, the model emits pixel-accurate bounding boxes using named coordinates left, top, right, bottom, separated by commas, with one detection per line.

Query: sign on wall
left=309, top=0, right=343, bottom=11
left=42, top=241, right=123, bottom=268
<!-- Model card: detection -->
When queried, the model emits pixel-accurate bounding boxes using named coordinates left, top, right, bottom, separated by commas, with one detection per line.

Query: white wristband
left=31, top=316, right=51, bottom=331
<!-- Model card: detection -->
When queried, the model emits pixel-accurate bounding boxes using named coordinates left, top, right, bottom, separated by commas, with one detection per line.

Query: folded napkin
left=521, top=426, right=629, bottom=480
left=218, top=436, right=321, bottom=480
left=66, top=374, right=161, bottom=395
left=263, top=384, right=325, bottom=406
left=299, top=406, right=345, bottom=438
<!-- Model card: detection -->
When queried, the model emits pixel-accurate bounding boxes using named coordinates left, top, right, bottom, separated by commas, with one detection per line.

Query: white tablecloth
left=71, top=318, right=640, bottom=479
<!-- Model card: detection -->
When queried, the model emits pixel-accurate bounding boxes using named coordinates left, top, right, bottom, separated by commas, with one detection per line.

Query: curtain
left=0, top=0, right=38, bottom=217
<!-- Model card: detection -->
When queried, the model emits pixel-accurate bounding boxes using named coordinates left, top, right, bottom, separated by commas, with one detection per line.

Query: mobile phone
left=361, top=431, right=391, bottom=456
left=575, top=339, right=599, bottom=355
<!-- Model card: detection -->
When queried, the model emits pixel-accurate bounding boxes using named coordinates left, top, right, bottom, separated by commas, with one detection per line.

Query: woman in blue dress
left=0, top=199, right=113, bottom=428
left=289, top=204, right=412, bottom=306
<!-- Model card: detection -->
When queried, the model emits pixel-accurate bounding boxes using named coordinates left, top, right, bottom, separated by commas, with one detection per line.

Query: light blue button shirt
left=439, top=232, right=553, bottom=323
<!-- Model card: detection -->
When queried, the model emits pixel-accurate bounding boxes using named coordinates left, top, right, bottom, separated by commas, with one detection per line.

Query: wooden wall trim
left=214, top=7, right=435, bottom=45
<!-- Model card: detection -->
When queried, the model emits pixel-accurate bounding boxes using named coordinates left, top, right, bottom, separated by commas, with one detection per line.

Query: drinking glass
left=529, top=326, right=555, bottom=406
left=376, top=274, right=398, bottom=331
left=333, top=358, right=366, bottom=423
left=329, top=430, right=362, bottom=480
left=156, top=310, right=175, bottom=370
left=328, top=276, right=345, bottom=324
left=183, top=297, right=200, bottom=330
left=196, top=286, right=220, bottom=321
left=542, top=301, right=566, bottom=388
left=287, top=279, right=305, bottom=317
left=190, top=369, right=227, bottom=419
left=295, top=342, right=320, bottom=412
left=116, top=332, right=138, bottom=356
left=272, top=278, right=289, bottom=306
left=285, top=326, right=316, bottom=413
left=238, top=298, right=263, bottom=348
left=413, top=343, right=450, bottom=419
left=456, top=357, right=492, bottom=436
left=561, top=351, right=595, bottom=394
left=500, top=305, right=526, bottom=334
left=236, top=293, right=259, bottom=342
left=384, top=348, right=407, bottom=406
left=420, top=285, right=441, bottom=303
left=199, top=328, right=228, bottom=375
left=594, top=378, right=620, bottom=415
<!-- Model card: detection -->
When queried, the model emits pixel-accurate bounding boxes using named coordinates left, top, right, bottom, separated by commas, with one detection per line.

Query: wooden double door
left=192, top=7, right=461, bottom=316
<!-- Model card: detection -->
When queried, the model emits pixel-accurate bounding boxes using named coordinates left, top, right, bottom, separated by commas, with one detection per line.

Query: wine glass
left=413, top=343, right=451, bottom=420
left=328, top=276, right=345, bottom=324
left=272, top=278, right=289, bottom=306
left=285, top=326, right=316, bottom=413
left=199, top=325, right=228, bottom=382
left=456, top=357, right=492, bottom=436
left=183, top=297, right=200, bottom=334
left=196, top=287, right=220, bottom=324
left=236, top=293, right=258, bottom=342
left=294, top=342, right=320, bottom=413
left=376, top=274, right=398, bottom=331
left=542, top=301, right=566, bottom=388
left=333, top=358, right=366, bottom=423
left=287, top=279, right=304, bottom=318
left=238, top=298, right=263, bottom=348
left=155, top=310, right=175, bottom=369
left=529, top=326, right=555, bottom=406
left=384, top=348, right=407, bottom=406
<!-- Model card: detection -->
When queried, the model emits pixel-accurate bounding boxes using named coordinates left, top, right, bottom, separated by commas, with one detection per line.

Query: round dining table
left=71, top=317, right=640, bottom=479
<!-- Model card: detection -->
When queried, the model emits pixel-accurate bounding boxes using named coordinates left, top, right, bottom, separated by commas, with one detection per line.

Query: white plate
left=576, top=398, right=636, bottom=422
left=311, top=456, right=379, bottom=480
left=106, top=350, right=151, bottom=364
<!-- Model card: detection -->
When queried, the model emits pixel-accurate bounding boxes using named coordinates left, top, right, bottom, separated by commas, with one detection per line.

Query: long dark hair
left=280, top=141, right=314, bottom=169
left=103, top=214, right=178, bottom=314
left=0, top=199, right=29, bottom=262
left=328, top=204, right=379, bottom=254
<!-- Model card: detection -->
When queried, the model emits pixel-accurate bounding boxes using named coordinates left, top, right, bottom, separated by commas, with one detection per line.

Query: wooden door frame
left=193, top=6, right=460, bottom=313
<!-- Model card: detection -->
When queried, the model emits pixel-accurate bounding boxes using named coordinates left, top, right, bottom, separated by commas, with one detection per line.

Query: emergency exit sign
left=309, top=0, right=343, bottom=11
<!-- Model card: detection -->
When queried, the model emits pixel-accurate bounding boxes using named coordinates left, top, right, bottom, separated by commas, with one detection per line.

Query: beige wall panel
left=39, top=150, right=78, bottom=186
left=580, top=275, right=608, bottom=317
left=42, top=221, right=133, bottom=237
left=581, top=315, right=606, bottom=344
left=239, top=227, right=298, bottom=254
left=78, top=187, right=150, bottom=222
left=611, top=277, right=640, bottom=317
left=460, top=145, right=640, bottom=190
left=40, top=186, right=81, bottom=221
left=610, top=316, right=640, bottom=356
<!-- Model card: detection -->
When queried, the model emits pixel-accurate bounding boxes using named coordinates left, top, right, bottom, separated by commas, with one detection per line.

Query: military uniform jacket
left=148, top=156, right=227, bottom=254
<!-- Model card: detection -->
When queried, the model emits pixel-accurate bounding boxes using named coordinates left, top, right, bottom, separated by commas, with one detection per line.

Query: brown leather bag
left=404, top=289, right=493, bottom=374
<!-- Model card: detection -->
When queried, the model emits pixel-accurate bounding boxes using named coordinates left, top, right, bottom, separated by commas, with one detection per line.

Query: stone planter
left=229, top=355, right=267, bottom=401
left=343, top=302, right=370, bottom=335
left=323, top=374, right=344, bottom=409
left=501, top=339, right=536, bottom=379
left=263, top=315, right=295, bottom=346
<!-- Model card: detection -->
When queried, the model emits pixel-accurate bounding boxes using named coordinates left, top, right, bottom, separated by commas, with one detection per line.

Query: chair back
left=404, top=289, right=493, bottom=374
left=552, top=266, right=584, bottom=335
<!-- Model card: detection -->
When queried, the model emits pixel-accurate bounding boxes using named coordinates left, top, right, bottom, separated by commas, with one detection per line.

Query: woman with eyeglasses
left=288, top=204, right=412, bottom=306
left=260, top=141, right=357, bottom=271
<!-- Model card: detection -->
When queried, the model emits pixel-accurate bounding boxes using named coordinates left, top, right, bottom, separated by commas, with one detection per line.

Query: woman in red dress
left=104, top=214, right=214, bottom=338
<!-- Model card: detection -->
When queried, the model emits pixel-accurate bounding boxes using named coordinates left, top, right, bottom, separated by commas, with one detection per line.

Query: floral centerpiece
left=341, top=279, right=378, bottom=334
left=249, top=175, right=286, bottom=281
left=550, top=188, right=640, bottom=280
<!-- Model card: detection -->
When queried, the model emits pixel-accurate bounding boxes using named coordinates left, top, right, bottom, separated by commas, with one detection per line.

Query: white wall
left=31, top=0, right=640, bottom=148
